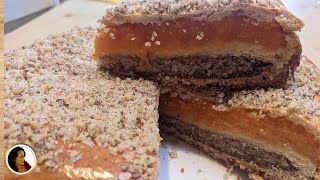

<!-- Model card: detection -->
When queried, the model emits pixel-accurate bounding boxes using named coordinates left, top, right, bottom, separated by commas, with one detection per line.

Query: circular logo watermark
left=6, top=144, right=37, bottom=175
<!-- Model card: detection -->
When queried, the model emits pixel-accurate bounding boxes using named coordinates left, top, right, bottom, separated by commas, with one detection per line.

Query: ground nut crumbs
left=212, top=105, right=227, bottom=112
left=227, top=57, right=320, bottom=123
left=4, top=26, right=160, bottom=179
left=155, top=41, right=161, bottom=45
left=145, top=41, right=152, bottom=47
left=196, top=35, right=202, bottom=40
left=172, top=57, right=320, bottom=130
left=109, top=32, right=116, bottom=39
left=68, top=150, right=83, bottom=164
left=169, top=150, right=178, bottom=159
left=101, top=0, right=291, bottom=28
left=152, top=31, right=157, bottom=37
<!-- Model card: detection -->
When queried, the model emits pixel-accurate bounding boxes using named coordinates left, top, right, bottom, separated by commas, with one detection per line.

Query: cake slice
left=95, top=0, right=304, bottom=90
left=159, top=57, right=320, bottom=179
left=4, top=27, right=160, bottom=179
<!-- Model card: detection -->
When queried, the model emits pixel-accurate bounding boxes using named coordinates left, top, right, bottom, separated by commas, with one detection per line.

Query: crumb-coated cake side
left=95, top=0, right=304, bottom=90
left=159, top=57, right=320, bottom=179
left=4, top=27, right=160, bottom=180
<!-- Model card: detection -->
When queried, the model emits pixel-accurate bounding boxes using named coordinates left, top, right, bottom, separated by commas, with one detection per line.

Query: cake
left=4, top=27, right=160, bottom=179
left=159, top=57, right=320, bottom=179
left=94, top=0, right=304, bottom=90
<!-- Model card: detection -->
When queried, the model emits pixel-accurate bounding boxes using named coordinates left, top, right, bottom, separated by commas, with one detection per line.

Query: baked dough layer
left=159, top=58, right=320, bottom=179
left=160, top=115, right=317, bottom=179
left=96, top=0, right=303, bottom=89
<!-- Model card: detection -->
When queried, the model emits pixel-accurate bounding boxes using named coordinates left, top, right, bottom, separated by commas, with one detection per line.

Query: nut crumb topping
left=145, top=41, right=152, bottom=47
left=170, top=57, right=320, bottom=131
left=109, top=32, right=116, bottom=39
left=227, top=57, right=320, bottom=121
left=196, top=35, right=203, bottom=40
left=152, top=31, right=158, bottom=37
left=4, top=26, right=160, bottom=179
left=99, top=0, right=303, bottom=33
left=169, top=150, right=178, bottom=159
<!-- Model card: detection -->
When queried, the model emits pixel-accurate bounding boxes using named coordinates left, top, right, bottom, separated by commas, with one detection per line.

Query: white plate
left=159, top=137, right=248, bottom=180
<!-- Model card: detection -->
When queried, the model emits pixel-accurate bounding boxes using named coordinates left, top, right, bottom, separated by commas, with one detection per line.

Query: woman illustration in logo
left=8, top=146, right=31, bottom=173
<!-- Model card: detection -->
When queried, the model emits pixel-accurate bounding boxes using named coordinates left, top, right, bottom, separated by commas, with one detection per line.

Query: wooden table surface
left=2, top=0, right=320, bottom=178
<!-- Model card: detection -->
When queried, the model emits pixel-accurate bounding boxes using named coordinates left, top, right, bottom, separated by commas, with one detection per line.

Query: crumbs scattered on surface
left=109, top=32, right=116, bottom=39
left=68, top=150, right=83, bottom=164
left=212, top=104, right=227, bottom=111
left=145, top=41, right=152, bottom=47
left=200, top=31, right=204, bottom=37
left=226, top=57, right=320, bottom=123
left=195, top=35, right=202, bottom=40
left=169, top=150, right=178, bottom=159
left=4, top=26, right=160, bottom=179
left=152, top=31, right=158, bottom=37
left=170, top=57, right=320, bottom=128
left=180, top=168, right=184, bottom=173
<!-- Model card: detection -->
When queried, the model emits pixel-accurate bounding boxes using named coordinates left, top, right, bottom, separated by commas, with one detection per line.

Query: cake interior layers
left=159, top=95, right=320, bottom=169
left=95, top=12, right=301, bottom=86
left=94, top=13, right=286, bottom=59
left=100, top=55, right=274, bottom=79
left=159, top=115, right=317, bottom=179
left=160, top=116, right=297, bottom=171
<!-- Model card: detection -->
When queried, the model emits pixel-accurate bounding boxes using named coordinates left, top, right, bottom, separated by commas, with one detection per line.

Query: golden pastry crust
left=5, top=139, right=133, bottom=179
